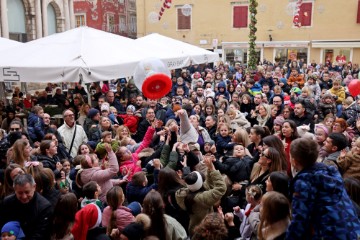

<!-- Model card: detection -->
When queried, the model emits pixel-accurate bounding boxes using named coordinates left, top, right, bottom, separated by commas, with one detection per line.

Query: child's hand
left=153, top=159, right=161, bottom=169
left=210, top=144, right=217, bottom=154
left=204, top=155, right=215, bottom=171
left=340, top=149, right=347, bottom=157
left=104, top=143, right=112, bottom=153
left=233, top=206, right=241, bottom=213
left=217, top=206, right=224, bottom=219
left=56, top=162, right=63, bottom=171
left=182, top=143, right=190, bottom=153
left=180, top=155, right=187, bottom=167
left=224, top=213, right=235, bottom=226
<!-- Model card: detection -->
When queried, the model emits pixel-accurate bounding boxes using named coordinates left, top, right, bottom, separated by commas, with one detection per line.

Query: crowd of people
left=0, top=58, right=360, bottom=239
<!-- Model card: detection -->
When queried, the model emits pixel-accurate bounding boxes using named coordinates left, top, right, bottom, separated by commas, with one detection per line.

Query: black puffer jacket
left=213, top=156, right=253, bottom=183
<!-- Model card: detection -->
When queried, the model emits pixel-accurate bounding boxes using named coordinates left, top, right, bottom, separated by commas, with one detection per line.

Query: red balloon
left=348, top=79, right=360, bottom=97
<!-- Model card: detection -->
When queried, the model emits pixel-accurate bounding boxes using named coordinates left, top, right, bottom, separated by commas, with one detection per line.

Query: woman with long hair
left=158, top=167, right=189, bottom=231
left=77, top=103, right=91, bottom=126
left=279, top=120, right=299, bottom=177
left=51, top=193, right=78, bottom=240
left=1, top=164, right=25, bottom=199
left=258, top=191, right=291, bottom=240
left=102, top=186, right=135, bottom=234
left=143, top=190, right=187, bottom=240
left=262, top=135, right=288, bottom=172
left=249, top=147, right=285, bottom=193
left=12, top=139, right=32, bottom=167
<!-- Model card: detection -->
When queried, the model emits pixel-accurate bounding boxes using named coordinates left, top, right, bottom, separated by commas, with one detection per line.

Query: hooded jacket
left=230, top=110, right=251, bottom=130
left=27, top=112, right=45, bottom=142
left=287, top=163, right=360, bottom=239
left=215, top=81, right=230, bottom=101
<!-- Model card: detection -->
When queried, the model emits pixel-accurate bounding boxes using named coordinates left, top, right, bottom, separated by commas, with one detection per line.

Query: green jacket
left=175, top=169, right=226, bottom=234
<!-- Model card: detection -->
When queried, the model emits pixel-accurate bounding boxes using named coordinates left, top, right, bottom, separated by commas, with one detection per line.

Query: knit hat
left=72, top=203, right=102, bottom=240
left=122, top=223, right=144, bottom=240
left=185, top=171, right=204, bottom=192
left=1, top=221, right=25, bottom=239
left=274, top=116, right=285, bottom=126
left=127, top=105, right=136, bottom=113
left=87, top=108, right=99, bottom=119
left=290, top=87, right=302, bottom=95
left=101, top=102, right=110, bottom=112
left=127, top=201, right=142, bottom=216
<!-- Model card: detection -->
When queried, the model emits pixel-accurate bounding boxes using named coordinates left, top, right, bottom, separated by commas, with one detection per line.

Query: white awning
left=312, top=40, right=360, bottom=48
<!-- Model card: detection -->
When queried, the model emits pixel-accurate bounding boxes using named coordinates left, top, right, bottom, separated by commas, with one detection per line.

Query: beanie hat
left=101, top=102, right=110, bottom=112
left=122, top=223, right=144, bottom=240
left=72, top=203, right=102, bottom=240
left=1, top=221, right=25, bottom=239
left=127, top=105, right=136, bottom=113
left=290, top=87, right=302, bottom=95
left=185, top=171, right=204, bottom=192
left=87, top=108, right=99, bottom=119
left=274, top=116, right=285, bottom=126
left=127, top=201, right=142, bottom=216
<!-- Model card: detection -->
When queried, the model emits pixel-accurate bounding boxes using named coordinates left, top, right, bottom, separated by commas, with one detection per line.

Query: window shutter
left=357, top=0, right=360, bottom=23
left=299, top=2, right=312, bottom=26
left=177, top=8, right=191, bottom=30
left=233, top=6, right=248, bottom=28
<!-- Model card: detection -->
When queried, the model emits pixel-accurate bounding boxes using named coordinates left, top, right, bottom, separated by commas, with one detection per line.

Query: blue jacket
left=215, top=135, right=234, bottom=156
left=287, top=163, right=360, bottom=239
left=27, top=112, right=45, bottom=142
left=215, top=81, right=230, bottom=101
left=126, top=169, right=159, bottom=204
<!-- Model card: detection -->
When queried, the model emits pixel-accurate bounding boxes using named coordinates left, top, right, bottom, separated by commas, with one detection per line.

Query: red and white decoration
left=293, top=0, right=303, bottom=28
left=158, top=0, right=172, bottom=20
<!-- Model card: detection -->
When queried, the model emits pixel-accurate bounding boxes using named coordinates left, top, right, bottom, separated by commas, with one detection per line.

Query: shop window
left=324, top=49, right=350, bottom=64
left=233, top=6, right=248, bottom=28
left=357, top=0, right=360, bottom=23
left=299, top=2, right=312, bottom=27
left=177, top=8, right=191, bottom=30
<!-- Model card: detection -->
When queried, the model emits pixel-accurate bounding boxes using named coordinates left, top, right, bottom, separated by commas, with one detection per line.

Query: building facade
left=73, top=0, right=137, bottom=39
left=137, top=0, right=360, bottom=65
left=0, top=0, right=75, bottom=42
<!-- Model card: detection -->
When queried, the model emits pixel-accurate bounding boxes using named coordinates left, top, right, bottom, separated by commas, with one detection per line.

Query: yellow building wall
left=137, top=0, right=360, bottom=62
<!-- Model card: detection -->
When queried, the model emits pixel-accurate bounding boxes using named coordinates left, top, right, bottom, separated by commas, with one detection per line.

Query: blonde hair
left=301, top=86, right=312, bottom=96
left=116, top=125, right=131, bottom=140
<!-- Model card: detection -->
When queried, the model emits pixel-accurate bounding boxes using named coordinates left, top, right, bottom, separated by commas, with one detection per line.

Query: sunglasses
left=10, top=128, right=20, bottom=131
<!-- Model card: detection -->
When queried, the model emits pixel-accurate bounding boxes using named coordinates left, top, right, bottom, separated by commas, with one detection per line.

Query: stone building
left=0, top=0, right=75, bottom=42
left=137, top=0, right=360, bottom=65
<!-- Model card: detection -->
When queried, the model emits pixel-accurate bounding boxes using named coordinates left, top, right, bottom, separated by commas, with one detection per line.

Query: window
left=107, top=14, right=115, bottom=32
left=357, top=0, right=360, bottom=23
left=177, top=8, right=191, bottom=30
left=118, top=0, right=124, bottom=4
left=129, top=15, right=137, bottom=33
left=233, top=6, right=248, bottom=28
left=119, top=16, right=126, bottom=32
left=75, top=14, right=86, bottom=27
left=298, top=2, right=312, bottom=27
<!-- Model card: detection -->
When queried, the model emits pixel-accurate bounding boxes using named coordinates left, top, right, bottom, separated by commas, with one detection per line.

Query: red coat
left=119, top=126, right=155, bottom=180
left=118, top=114, right=139, bottom=134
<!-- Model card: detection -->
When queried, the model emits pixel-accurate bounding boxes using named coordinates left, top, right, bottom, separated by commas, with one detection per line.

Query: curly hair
left=192, top=213, right=228, bottom=240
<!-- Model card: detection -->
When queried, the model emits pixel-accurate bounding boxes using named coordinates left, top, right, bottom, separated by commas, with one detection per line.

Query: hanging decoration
left=293, top=0, right=303, bottom=28
left=248, top=0, right=258, bottom=71
left=148, top=11, right=160, bottom=23
left=285, top=2, right=296, bottom=16
left=181, top=4, right=192, bottom=17
left=276, top=21, right=284, bottom=29
left=158, top=0, right=172, bottom=20
left=259, top=4, right=267, bottom=13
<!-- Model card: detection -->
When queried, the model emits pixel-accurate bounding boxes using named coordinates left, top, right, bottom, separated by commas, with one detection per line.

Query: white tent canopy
left=0, top=27, right=148, bottom=83
left=135, top=33, right=219, bottom=67
left=0, top=37, right=23, bottom=52
left=0, top=27, right=219, bottom=84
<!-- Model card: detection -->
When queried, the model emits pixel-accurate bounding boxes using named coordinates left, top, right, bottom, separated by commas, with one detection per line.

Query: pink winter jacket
left=119, top=126, right=155, bottom=180
left=102, top=206, right=135, bottom=232
left=79, top=151, right=118, bottom=203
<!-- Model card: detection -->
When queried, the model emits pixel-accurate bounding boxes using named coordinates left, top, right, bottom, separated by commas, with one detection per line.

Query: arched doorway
left=47, top=3, right=57, bottom=35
